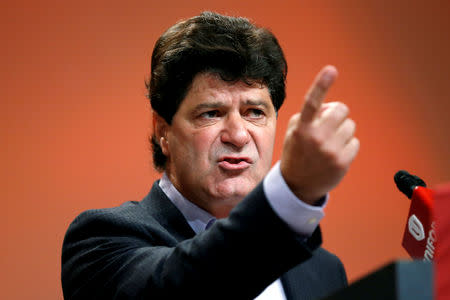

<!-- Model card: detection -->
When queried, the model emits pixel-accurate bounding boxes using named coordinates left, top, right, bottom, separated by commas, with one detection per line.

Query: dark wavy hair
left=147, top=11, right=287, bottom=171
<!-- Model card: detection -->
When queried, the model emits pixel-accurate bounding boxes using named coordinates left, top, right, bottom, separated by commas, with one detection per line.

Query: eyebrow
left=192, top=102, right=224, bottom=112
left=192, top=100, right=271, bottom=113
left=244, top=100, right=271, bottom=109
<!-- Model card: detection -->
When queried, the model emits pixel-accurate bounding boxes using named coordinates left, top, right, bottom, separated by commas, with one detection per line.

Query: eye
left=199, top=110, right=219, bottom=119
left=246, top=109, right=265, bottom=119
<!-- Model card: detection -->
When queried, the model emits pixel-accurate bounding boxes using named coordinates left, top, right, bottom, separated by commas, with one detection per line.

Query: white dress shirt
left=159, top=161, right=327, bottom=300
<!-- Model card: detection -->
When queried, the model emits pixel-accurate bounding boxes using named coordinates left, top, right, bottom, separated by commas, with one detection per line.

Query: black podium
left=323, top=260, right=433, bottom=300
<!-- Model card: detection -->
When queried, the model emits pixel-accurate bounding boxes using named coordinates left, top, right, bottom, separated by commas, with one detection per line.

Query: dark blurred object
left=394, top=170, right=427, bottom=199
left=322, top=260, right=433, bottom=300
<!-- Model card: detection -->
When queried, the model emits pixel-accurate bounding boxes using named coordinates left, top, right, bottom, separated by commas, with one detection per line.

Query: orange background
left=2, top=1, right=450, bottom=298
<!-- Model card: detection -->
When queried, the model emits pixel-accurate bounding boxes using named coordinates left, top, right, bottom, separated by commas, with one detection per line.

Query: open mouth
left=223, top=157, right=248, bottom=164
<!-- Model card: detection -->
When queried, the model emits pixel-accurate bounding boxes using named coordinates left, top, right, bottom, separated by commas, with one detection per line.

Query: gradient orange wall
left=2, top=1, right=450, bottom=298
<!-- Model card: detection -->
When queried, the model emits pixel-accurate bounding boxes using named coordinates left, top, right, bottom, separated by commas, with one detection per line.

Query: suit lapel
left=281, top=271, right=298, bottom=300
left=140, top=181, right=196, bottom=242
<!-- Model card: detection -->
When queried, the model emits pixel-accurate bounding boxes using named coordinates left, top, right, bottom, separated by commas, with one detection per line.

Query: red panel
left=435, top=183, right=450, bottom=300
left=402, top=187, right=435, bottom=259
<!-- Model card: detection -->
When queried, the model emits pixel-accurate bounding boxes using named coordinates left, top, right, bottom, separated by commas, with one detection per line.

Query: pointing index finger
left=300, top=65, right=338, bottom=123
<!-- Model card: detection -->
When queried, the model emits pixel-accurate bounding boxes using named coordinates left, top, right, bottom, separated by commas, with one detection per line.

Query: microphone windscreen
left=394, top=170, right=427, bottom=199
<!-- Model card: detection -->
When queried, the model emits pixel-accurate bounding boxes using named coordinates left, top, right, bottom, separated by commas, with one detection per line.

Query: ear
left=152, top=111, right=170, bottom=156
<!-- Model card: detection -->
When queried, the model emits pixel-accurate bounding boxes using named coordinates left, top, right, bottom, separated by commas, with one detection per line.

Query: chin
left=214, top=180, right=254, bottom=200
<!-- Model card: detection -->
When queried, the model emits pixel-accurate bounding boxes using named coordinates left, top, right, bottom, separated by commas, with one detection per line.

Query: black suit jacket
left=62, top=181, right=347, bottom=299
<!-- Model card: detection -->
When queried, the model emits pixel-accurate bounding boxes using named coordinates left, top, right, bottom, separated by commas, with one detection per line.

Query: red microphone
left=394, top=170, right=436, bottom=260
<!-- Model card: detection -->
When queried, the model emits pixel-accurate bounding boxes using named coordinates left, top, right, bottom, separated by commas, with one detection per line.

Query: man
left=62, top=12, right=359, bottom=299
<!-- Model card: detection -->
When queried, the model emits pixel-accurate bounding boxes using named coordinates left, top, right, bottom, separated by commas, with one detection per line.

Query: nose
left=220, top=113, right=251, bottom=148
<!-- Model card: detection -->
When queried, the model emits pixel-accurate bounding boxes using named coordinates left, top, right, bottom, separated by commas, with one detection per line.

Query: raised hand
left=280, top=65, right=359, bottom=205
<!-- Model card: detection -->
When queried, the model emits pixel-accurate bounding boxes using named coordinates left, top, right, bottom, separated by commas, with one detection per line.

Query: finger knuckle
left=347, top=118, right=355, bottom=128
left=335, top=156, right=349, bottom=169
left=336, top=102, right=349, bottom=116
left=344, top=119, right=356, bottom=135
left=310, top=132, right=326, bottom=146
left=321, top=145, right=338, bottom=161
left=352, top=137, right=361, bottom=151
left=290, top=113, right=301, bottom=125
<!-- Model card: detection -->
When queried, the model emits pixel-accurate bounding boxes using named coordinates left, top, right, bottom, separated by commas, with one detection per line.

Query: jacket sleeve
left=61, top=183, right=322, bottom=300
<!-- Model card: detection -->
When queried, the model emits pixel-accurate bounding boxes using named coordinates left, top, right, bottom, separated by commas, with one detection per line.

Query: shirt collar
left=159, top=173, right=216, bottom=234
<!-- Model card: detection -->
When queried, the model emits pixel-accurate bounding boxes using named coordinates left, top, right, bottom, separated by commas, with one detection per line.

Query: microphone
left=394, top=170, right=435, bottom=261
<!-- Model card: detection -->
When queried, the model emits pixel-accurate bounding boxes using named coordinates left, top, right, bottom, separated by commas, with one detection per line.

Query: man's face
left=158, top=72, right=277, bottom=218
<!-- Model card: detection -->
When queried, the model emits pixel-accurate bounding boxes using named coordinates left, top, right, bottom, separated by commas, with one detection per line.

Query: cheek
left=260, top=139, right=275, bottom=167
left=254, top=126, right=276, bottom=162
left=174, top=128, right=218, bottom=165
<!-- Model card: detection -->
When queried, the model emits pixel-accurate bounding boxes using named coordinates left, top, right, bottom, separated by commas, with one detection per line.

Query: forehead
left=184, top=72, right=273, bottom=106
